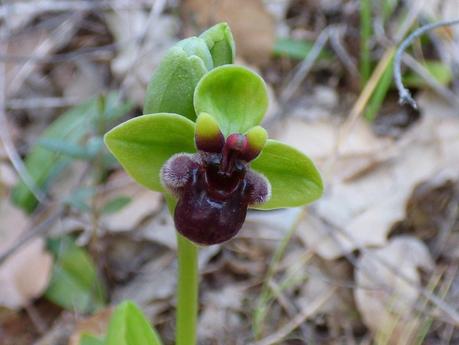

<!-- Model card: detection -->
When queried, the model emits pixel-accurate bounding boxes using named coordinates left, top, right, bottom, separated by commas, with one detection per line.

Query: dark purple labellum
left=174, top=164, right=249, bottom=244
left=161, top=132, right=270, bottom=245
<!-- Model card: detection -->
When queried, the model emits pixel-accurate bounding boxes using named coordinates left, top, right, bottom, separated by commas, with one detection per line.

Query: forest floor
left=0, top=0, right=459, bottom=344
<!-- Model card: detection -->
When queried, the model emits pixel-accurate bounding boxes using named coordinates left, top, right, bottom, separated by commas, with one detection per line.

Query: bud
left=176, top=37, right=214, bottom=71
left=199, top=22, right=235, bottom=67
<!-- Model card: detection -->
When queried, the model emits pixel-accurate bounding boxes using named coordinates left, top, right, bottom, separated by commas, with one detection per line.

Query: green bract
left=105, top=63, right=323, bottom=209
left=143, top=23, right=235, bottom=120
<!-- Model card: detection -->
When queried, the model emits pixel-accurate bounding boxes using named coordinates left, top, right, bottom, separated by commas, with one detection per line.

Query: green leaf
left=45, top=236, right=106, bottom=313
left=80, top=334, right=105, bottom=345
left=199, top=22, right=235, bottom=66
left=365, top=54, right=394, bottom=121
left=11, top=93, right=132, bottom=213
left=251, top=140, right=323, bottom=209
left=38, top=138, right=94, bottom=160
left=176, top=37, right=214, bottom=71
left=101, top=196, right=132, bottom=214
left=143, top=46, right=208, bottom=121
left=273, top=37, right=332, bottom=60
left=194, top=65, right=268, bottom=136
left=403, top=61, right=452, bottom=88
left=104, top=113, right=196, bottom=192
left=65, top=187, right=96, bottom=212
left=106, top=301, right=162, bottom=345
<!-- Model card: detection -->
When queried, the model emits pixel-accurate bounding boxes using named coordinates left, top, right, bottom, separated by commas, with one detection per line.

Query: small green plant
left=80, top=300, right=162, bottom=345
left=104, top=23, right=323, bottom=345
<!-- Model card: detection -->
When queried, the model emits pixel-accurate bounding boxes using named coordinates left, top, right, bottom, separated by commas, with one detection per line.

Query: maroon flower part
left=161, top=114, right=270, bottom=245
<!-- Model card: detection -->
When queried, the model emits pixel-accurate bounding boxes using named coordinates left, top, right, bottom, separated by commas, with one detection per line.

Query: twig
left=114, top=0, right=169, bottom=101
left=330, top=25, right=358, bottom=77
left=7, top=96, right=84, bottom=109
left=0, top=43, right=116, bottom=64
left=0, top=33, right=48, bottom=203
left=0, top=206, right=64, bottom=266
left=280, top=27, right=331, bottom=103
left=8, top=14, right=82, bottom=96
left=394, top=18, right=459, bottom=109
left=0, top=0, right=153, bottom=20
left=402, top=53, right=459, bottom=109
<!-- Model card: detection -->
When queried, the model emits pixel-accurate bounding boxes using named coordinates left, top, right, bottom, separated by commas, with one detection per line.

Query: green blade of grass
left=360, top=0, right=372, bottom=85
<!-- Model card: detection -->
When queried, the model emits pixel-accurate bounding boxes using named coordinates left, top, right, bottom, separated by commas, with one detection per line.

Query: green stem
left=360, top=0, right=372, bottom=85
left=176, top=233, right=199, bottom=345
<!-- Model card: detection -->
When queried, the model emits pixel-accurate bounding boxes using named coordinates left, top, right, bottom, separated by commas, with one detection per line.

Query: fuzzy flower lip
left=161, top=114, right=270, bottom=244
left=104, top=64, right=323, bottom=244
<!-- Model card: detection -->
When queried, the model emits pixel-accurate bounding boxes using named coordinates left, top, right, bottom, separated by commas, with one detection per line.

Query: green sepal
left=199, top=22, right=235, bottom=66
left=251, top=140, right=323, bottom=209
left=143, top=47, right=207, bottom=120
left=105, top=301, right=162, bottom=345
left=104, top=113, right=196, bottom=192
left=194, top=65, right=268, bottom=136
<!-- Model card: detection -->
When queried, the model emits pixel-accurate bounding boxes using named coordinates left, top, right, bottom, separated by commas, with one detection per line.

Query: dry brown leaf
left=354, top=236, right=434, bottom=345
left=101, top=187, right=162, bottom=233
left=140, top=206, right=177, bottom=249
left=198, top=285, right=245, bottom=342
left=296, top=257, right=357, bottom=327
left=183, top=0, right=275, bottom=66
left=291, top=92, right=459, bottom=259
left=51, top=60, right=105, bottom=101
left=0, top=200, right=52, bottom=309
left=68, top=307, right=112, bottom=345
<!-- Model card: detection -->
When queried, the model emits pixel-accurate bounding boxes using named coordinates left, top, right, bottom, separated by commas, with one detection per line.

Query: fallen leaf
left=289, top=92, right=459, bottom=259
left=0, top=200, right=52, bottom=309
left=100, top=176, right=162, bottom=233
left=354, top=236, right=434, bottom=345
left=198, top=285, right=245, bottom=342
left=51, top=60, right=105, bottom=101
left=0, top=163, right=17, bottom=188
left=182, top=0, right=275, bottom=66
